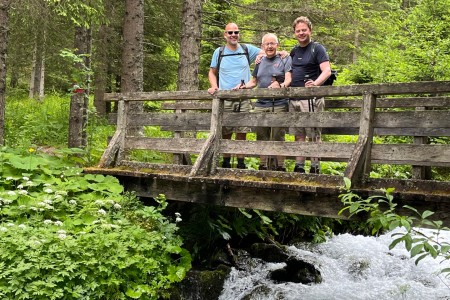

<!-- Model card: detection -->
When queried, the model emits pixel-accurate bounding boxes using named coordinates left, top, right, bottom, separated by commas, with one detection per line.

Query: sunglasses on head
left=227, top=31, right=240, bottom=35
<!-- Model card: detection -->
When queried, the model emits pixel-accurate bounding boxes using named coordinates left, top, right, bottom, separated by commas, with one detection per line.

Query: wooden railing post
left=98, top=99, right=128, bottom=167
left=412, top=106, right=432, bottom=179
left=344, top=91, right=376, bottom=186
left=173, top=102, right=192, bottom=165
left=190, top=97, right=224, bottom=176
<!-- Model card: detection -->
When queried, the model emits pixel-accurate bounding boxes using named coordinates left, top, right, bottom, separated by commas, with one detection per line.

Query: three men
left=208, top=17, right=331, bottom=174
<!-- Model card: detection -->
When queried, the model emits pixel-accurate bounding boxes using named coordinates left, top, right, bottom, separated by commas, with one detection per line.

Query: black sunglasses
left=227, top=31, right=240, bottom=35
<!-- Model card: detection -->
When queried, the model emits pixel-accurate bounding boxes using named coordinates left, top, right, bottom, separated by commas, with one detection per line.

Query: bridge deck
left=85, top=162, right=450, bottom=226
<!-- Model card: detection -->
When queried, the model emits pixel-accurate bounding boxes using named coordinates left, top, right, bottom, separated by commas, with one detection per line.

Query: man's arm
left=280, top=72, right=292, bottom=88
left=305, top=61, right=331, bottom=87
left=208, top=68, right=219, bottom=94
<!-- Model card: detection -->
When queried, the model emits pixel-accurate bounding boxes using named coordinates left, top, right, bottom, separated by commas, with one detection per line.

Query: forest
left=0, top=0, right=449, bottom=299
left=1, top=0, right=449, bottom=104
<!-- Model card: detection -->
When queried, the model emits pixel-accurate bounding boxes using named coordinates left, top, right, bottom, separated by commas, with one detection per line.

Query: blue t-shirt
left=210, top=44, right=261, bottom=90
left=252, top=55, right=292, bottom=107
left=290, top=41, right=329, bottom=88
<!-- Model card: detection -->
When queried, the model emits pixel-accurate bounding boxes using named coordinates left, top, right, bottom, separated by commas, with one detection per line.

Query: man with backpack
left=207, top=23, right=262, bottom=169
left=289, top=16, right=332, bottom=174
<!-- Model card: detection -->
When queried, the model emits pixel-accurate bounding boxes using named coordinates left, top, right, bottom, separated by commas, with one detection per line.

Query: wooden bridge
left=84, top=81, right=450, bottom=225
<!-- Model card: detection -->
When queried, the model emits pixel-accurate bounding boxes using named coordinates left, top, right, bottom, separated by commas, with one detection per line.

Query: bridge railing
left=100, top=81, right=450, bottom=187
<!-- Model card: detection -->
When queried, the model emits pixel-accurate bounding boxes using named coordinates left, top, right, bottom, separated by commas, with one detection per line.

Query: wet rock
left=241, top=285, right=273, bottom=300
left=269, top=257, right=322, bottom=284
left=169, top=264, right=232, bottom=300
left=249, top=243, right=289, bottom=262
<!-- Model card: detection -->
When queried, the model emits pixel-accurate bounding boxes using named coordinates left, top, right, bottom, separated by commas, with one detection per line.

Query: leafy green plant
left=338, top=177, right=450, bottom=278
left=0, top=147, right=191, bottom=299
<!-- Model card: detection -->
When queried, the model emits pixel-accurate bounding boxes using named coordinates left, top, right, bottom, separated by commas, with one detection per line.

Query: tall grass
left=5, top=94, right=115, bottom=166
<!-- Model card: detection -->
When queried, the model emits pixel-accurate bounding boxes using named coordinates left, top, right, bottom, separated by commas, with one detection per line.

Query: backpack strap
left=216, top=44, right=251, bottom=85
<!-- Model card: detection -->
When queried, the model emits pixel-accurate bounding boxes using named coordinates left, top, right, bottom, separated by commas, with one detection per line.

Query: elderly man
left=236, top=33, right=292, bottom=171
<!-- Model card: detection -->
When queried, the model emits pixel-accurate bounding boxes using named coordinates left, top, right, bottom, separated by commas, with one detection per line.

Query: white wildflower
left=7, top=191, right=16, bottom=196
left=6, top=223, right=14, bottom=227
left=69, top=200, right=77, bottom=205
left=97, top=209, right=107, bottom=215
left=18, top=190, right=28, bottom=195
left=43, top=199, right=53, bottom=205
left=60, top=174, right=64, bottom=178
left=54, top=221, right=63, bottom=226
left=31, top=240, right=41, bottom=246
left=175, top=212, right=181, bottom=217
left=92, top=220, right=100, bottom=224
left=176, top=217, right=182, bottom=223
left=30, top=206, right=37, bottom=211
left=57, top=230, right=66, bottom=234
left=113, top=203, right=121, bottom=210
left=19, top=205, right=26, bottom=209
left=44, top=220, right=53, bottom=225
left=18, top=224, right=26, bottom=229
left=0, top=227, right=7, bottom=232
left=44, top=188, right=53, bottom=194
left=58, top=233, right=67, bottom=239
left=3, top=199, right=13, bottom=205
left=43, top=183, right=51, bottom=187
left=22, top=176, right=29, bottom=181
left=106, top=199, right=115, bottom=205
left=94, top=200, right=104, bottom=206
left=6, top=177, right=13, bottom=181
left=17, top=184, right=24, bottom=189
left=26, top=181, right=34, bottom=186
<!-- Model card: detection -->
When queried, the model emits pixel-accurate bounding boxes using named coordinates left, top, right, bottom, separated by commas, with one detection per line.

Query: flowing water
left=219, top=228, right=450, bottom=300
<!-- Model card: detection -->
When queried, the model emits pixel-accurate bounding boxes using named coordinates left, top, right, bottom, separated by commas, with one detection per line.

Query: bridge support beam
left=190, top=97, right=224, bottom=176
left=344, top=92, right=376, bottom=187
left=98, top=99, right=128, bottom=167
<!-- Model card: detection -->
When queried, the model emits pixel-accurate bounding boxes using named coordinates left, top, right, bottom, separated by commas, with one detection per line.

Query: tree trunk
left=177, top=0, right=202, bottom=91
left=93, top=1, right=115, bottom=116
left=174, top=0, right=202, bottom=164
left=0, top=0, right=11, bottom=146
left=28, top=28, right=46, bottom=100
left=121, top=0, right=144, bottom=135
left=68, top=26, right=91, bottom=148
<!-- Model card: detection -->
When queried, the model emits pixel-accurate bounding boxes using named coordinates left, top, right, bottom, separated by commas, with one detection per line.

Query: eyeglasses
left=227, top=31, right=240, bottom=35
left=262, top=42, right=278, bottom=47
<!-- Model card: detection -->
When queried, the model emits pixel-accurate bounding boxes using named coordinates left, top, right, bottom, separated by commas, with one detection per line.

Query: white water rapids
left=219, top=228, right=450, bottom=300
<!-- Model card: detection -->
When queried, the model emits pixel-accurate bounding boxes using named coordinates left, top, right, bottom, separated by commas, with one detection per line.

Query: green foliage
left=5, top=95, right=70, bottom=148
left=0, top=147, right=191, bottom=299
left=339, top=177, right=450, bottom=277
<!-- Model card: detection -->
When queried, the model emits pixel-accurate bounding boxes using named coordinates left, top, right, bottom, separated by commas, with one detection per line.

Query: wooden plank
left=113, top=111, right=450, bottom=130
left=160, top=96, right=450, bottom=110
left=122, top=111, right=361, bottom=128
left=344, top=92, right=376, bottom=185
left=371, top=144, right=450, bottom=166
left=123, top=137, right=355, bottom=159
left=161, top=101, right=212, bottom=110
left=325, top=96, right=450, bottom=109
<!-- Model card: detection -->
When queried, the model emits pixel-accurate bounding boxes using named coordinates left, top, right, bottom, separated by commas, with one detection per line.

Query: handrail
left=99, top=81, right=450, bottom=187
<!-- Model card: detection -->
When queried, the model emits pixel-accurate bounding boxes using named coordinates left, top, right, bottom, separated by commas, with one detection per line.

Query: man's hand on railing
left=208, top=87, right=219, bottom=95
